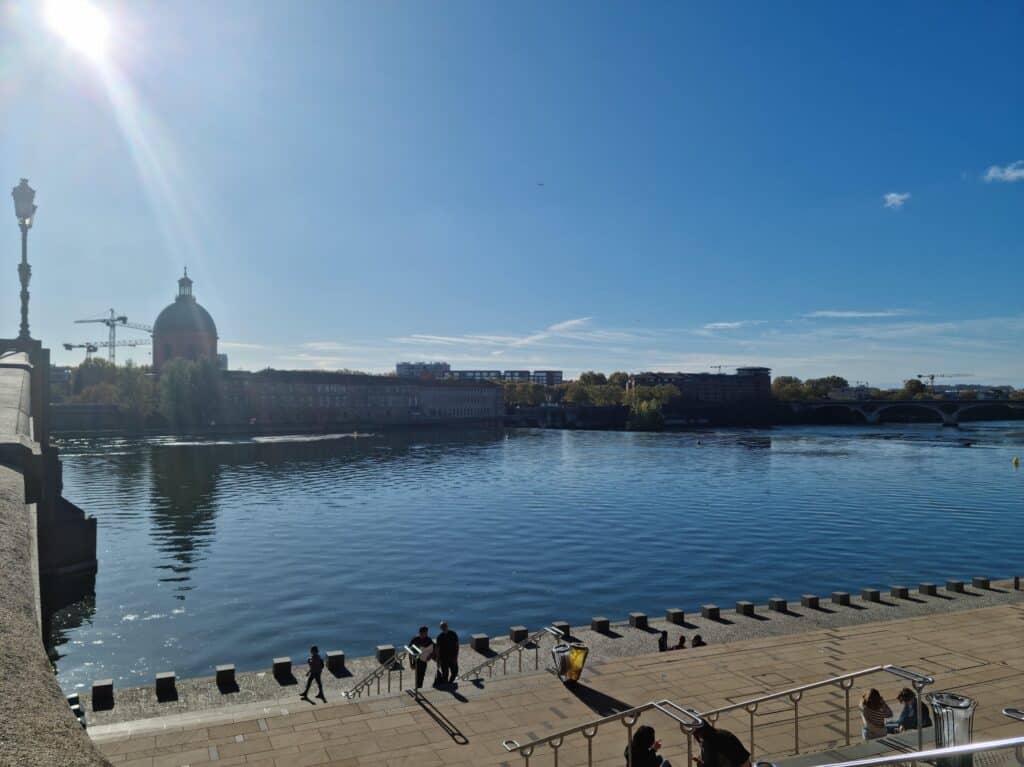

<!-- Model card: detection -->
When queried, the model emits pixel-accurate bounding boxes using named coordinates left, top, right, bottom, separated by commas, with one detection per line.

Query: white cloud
left=702, top=320, right=763, bottom=331
left=804, top=310, right=909, bottom=319
left=984, top=161, right=1024, bottom=183
left=220, top=341, right=266, bottom=350
left=301, top=341, right=351, bottom=351
left=883, top=192, right=911, bottom=209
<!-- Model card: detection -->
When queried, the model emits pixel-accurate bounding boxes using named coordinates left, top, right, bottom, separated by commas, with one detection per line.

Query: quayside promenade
left=88, top=588, right=1024, bottom=767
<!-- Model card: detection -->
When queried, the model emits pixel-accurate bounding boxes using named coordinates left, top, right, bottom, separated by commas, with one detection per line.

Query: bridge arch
left=871, top=402, right=951, bottom=425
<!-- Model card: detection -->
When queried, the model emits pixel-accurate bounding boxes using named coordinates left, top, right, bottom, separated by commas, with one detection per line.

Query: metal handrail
left=753, top=734, right=1024, bottom=767
left=501, top=663, right=934, bottom=766
left=460, top=626, right=565, bottom=681
left=503, top=699, right=704, bottom=766
left=699, top=664, right=934, bottom=756
left=344, top=643, right=422, bottom=699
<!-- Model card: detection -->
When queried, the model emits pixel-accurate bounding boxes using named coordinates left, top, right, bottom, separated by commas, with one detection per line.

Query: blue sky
left=2, top=1, right=1022, bottom=386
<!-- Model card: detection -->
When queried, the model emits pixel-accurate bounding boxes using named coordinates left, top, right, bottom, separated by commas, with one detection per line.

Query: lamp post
left=11, top=179, right=37, bottom=341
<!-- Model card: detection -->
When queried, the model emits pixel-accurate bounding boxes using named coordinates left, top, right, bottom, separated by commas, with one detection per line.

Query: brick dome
left=153, top=270, right=218, bottom=371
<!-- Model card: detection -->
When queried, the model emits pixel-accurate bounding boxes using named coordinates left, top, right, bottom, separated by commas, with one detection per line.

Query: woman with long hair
left=860, top=688, right=893, bottom=740
left=626, top=725, right=672, bottom=767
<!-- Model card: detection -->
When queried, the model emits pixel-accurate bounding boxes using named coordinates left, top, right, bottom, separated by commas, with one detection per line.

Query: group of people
left=860, top=687, right=932, bottom=740
left=627, top=721, right=751, bottom=767
left=659, top=631, right=707, bottom=652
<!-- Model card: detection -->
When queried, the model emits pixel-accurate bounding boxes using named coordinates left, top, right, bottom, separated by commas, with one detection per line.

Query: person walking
left=626, top=725, right=672, bottom=766
left=860, top=688, right=893, bottom=740
left=301, top=645, right=325, bottom=700
left=436, top=621, right=460, bottom=685
left=658, top=631, right=669, bottom=652
left=693, top=721, right=751, bottom=767
left=409, top=625, right=435, bottom=690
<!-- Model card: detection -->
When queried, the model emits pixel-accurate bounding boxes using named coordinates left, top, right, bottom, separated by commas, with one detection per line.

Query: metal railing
left=1005, top=708, right=1024, bottom=763
left=753, top=734, right=1024, bottom=767
left=502, top=699, right=704, bottom=767
left=460, top=626, right=565, bottom=681
left=698, top=664, right=934, bottom=757
left=344, top=644, right=422, bottom=699
left=501, top=664, right=934, bottom=767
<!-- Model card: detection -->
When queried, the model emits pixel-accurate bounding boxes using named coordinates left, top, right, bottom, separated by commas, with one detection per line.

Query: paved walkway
left=90, top=598, right=1024, bottom=767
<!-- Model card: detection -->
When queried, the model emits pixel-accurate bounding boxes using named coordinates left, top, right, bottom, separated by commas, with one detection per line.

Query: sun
left=45, top=0, right=111, bottom=61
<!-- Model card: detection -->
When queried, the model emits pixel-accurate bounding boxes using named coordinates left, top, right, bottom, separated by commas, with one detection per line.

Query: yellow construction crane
left=63, top=339, right=150, bottom=364
left=74, top=308, right=153, bottom=364
left=917, top=373, right=973, bottom=393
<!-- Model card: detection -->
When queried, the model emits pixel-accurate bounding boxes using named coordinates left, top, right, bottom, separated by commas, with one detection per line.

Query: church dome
left=153, top=271, right=218, bottom=338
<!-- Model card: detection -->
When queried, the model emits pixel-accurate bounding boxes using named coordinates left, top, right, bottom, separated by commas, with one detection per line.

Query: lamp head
left=12, top=179, right=37, bottom=228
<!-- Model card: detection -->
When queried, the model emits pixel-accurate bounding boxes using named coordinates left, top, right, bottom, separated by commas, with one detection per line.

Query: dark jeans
left=438, top=657, right=458, bottom=683
left=414, top=660, right=428, bottom=689
left=302, top=671, right=323, bottom=697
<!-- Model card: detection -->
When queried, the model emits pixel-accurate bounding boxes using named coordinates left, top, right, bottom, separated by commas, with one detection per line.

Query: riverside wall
left=0, top=345, right=107, bottom=766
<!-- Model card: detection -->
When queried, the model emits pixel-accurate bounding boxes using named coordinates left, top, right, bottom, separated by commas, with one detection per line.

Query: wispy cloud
left=220, top=341, right=266, bottom=350
left=301, top=341, right=352, bottom=351
left=883, top=192, right=911, bottom=209
left=702, top=320, right=764, bottom=331
left=984, top=160, right=1024, bottom=183
left=804, top=310, right=910, bottom=319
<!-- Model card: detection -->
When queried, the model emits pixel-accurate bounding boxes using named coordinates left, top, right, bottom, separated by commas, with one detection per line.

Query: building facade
left=153, top=271, right=219, bottom=372
left=220, top=370, right=503, bottom=427
left=634, top=367, right=771, bottom=402
left=448, top=370, right=502, bottom=382
left=530, top=370, right=563, bottom=386
left=396, top=361, right=451, bottom=379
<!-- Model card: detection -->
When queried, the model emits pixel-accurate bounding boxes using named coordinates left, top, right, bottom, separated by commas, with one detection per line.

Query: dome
left=154, top=298, right=218, bottom=337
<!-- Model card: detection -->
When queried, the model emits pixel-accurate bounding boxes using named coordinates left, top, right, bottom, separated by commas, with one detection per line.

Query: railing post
left=687, top=732, right=693, bottom=767
left=790, top=691, right=802, bottom=754
left=583, top=726, right=597, bottom=767
left=841, top=678, right=854, bottom=746
left=550, top=736, right=563, bottom=767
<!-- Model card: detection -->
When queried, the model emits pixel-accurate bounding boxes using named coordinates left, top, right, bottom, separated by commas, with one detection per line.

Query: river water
left=49, top=423, right=1024, bottom=691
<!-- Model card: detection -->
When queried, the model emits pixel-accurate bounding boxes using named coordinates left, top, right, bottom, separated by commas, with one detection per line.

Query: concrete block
left=946, top=579, right=964, bottom=593
left=91, top=679, right=113, bottom=709
left=801, top=594, right=819, bottom=609
left=831, top=591, right=850, bottom=606
left=552, top=621, right=571, bottom=639
left=629, top=612, right=649, bottom=629
left=272, top=657, right=292, bottom=677
left=591, top=616, right=610, bottom=632
left=470, top=633, right=489, bottom=652
left=215, top=664, right=235, bottom=688
left=326, top=651, right=345, bottom=673
left=155, top=672, right=176, bottom=699
left=701, top=604, right=720, bottom=620
left=768, top=598, right=787, bottom=612
left=666, top=608, right=686, bottom=625
left=972, top=576, right=990, bottom=590
left=66, top=693, right=80, bottom=707
left=375, top=645, right=395, bottom=665
left=861, top=588, right=881, bottom=602
left=735, top=601, right=754, bottom=616
left=919, top=583, right=937, bottom=596
left=509, top=625, right=528, bottom=643
left=890, top=585, right=909, bottom=599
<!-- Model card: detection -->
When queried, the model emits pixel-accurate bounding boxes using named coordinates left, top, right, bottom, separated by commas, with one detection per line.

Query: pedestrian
left=626, top=724, right=672, bottom=767
left=860, top=688, right=893, bottom=740
left=301, top=645, right=325, bottom=700
left=691, top=635, right=706, bottom=648
left=888, top=688, right=930, bottom=733
left=436, top=621, right=460, bottom=685
left=693, top=721, right=751, bottom=767
left=674, top=636, right=687, bottom=650
left=658, top=631, right=669, bottom=652
left=409, top=625, right=435, bottom=690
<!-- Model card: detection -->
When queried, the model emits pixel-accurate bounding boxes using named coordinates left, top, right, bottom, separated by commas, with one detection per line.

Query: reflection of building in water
left=44, top=591, right=96, bottom=666
left=149, top=447, right=221, bottom=592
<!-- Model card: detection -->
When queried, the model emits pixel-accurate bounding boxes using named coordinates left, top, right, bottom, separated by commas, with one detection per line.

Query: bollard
left=768, top=597, right=787, bottom=612
left=946, top=580, right=964, bottom=593
left=91, top=679, right=113, bottom=710
left=890, top=585, right=909, bottom=599
left=272, top=658, right=292, bottom=680
left=470, top=634, right=490, bottom=652
left=375, top=645, right=395, bottom=665
left=862, top=588, right=881, bottom=603
left=701, top=605, right=720, bottom=620
left=666, top=608, right=686, bottom=625
left=801, top=594, right=819, bottom=609
left=553, top=621, right=571, bottom=639
left=326, top=651, right=345, bottom=673
left=216, top=664, right=236, bottom=689
left=1015, top=576, right=1020, bottom=591
left=591, top=616, right=610, bottom=632
left=735, top=601, right=754, bottom=616
left=509, top=626, right=528, bottom=643
left=919, top=583, right=937, bottom=596
left=971, top=576, right=990, bottom=590
left=831, top=591, right=850, bottom=606
left=155, top=672, right=176, bottom=700
left=629, top=612, right=649, bottom=630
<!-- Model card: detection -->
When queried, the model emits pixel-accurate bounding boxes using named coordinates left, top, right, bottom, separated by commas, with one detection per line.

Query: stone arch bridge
left=789, top=399, right=1024, bottom=426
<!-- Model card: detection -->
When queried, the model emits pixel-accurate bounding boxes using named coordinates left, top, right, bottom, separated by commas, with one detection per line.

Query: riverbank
left=77, top=575, right=1022, bottom=727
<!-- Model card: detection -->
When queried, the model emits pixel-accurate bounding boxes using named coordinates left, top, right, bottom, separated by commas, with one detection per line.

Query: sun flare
left=45, top=0, right=110, bottom=61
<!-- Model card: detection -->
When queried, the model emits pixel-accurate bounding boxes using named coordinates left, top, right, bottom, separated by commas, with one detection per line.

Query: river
left=49, top=423, right=1024, bottom=691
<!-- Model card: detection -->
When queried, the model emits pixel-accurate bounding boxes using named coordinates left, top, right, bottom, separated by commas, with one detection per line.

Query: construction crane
left=63, top=339, right=151, bottom=364
left=917, top=373, right=973, bottom=393
left=710, top=365, right=725, bottom=373
left=75, top=309, right=153, bottom=363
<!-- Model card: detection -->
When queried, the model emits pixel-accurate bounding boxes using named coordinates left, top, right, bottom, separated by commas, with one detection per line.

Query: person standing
left=693, top=721, right=751, bottom=767
left=658, top=631, right=669, bottom=652
left=301, top=645, right=325, bottom=700
left=409, top=626, right=435, bottom=690
left=436, top=621, right=460, bottom=685
left=626, top=725, right=672, bottom=766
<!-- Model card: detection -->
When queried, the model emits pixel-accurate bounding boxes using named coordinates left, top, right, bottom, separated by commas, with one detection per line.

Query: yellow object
left=1014, top=456, right=1020, bottom=467
left=565, top=643, right=589, bottom=682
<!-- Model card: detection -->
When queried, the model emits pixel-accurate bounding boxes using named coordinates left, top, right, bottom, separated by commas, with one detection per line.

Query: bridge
left=789, top=398, right=1024, bottom=426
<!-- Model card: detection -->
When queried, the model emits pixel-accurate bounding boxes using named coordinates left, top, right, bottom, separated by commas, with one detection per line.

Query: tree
left=803, top=376, right=849, bottom=399
left=76, top=382, right=120, bottom=405
left=902, top=379, right=926, bottom=398
left=563, top=382, right=593, bottom=405
left=587, top=385, right=624, bottom=406
left=158, top=358, right=223, bottom=429
left=608, top=371, right=629, bottom=388
left=578, top=371, right=608, bottom=386
left=772, top=376, right=805, bottom=400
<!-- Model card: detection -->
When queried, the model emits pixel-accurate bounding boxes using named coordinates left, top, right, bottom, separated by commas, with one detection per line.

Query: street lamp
left=11, top=178, right=37, bottom=341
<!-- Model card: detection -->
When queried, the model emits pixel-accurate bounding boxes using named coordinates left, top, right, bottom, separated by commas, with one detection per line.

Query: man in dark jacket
left=301, top=645, right=325, bottom=700
left=436, top=621, right=460, bottom=685
left=409, top=626, right=434, bottom=690
left=693, top=722, right=751, bottom=767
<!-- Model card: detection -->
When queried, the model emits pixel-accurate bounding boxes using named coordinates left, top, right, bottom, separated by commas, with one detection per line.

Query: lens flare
left=45, top=0, right=110, bottom=61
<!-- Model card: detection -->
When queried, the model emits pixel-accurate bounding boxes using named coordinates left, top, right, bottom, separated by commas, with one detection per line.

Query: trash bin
left=551, top=643, right=571, bottom=679
left=564, top=643, right=589, bottom=682
left=926, top=692, right=977, bottom=767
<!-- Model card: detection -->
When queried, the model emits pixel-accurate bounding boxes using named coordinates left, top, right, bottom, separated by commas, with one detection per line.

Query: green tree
left=902, top=378, right=926, bottom=398
left=587, top=384, right=624, bottom=406
left=771, top=376, right=805, bottom=400
left=76, top=382, right=120, bottom=405
left=563, top=382, right=593, bottom=405
left=578, top=371, right=607, bottom=385
left=803, top=376, right=849, bottom=399
left=608, top=372, right=630, bottom=388
left=159, top=359, right=223, bottom=429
